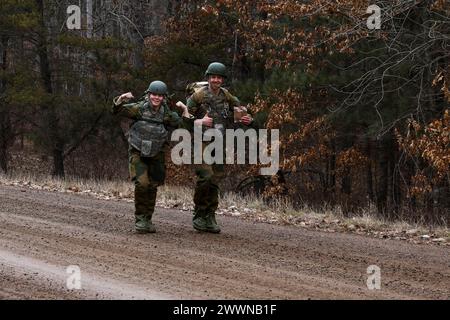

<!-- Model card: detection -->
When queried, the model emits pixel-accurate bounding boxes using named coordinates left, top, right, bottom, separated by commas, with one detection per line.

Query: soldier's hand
left=240, top=115, right=253, bottom=125
left=202, top=113, right=213, bottom=127
left=119, top=92, right=134, bottom=103
left=176, top=101, right=192, bottom=118
left=176, top=101, right=188, bottom=111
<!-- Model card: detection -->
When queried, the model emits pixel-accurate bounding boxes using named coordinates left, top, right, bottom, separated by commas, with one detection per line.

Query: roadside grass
left=0, top=172, right=447, bottom=242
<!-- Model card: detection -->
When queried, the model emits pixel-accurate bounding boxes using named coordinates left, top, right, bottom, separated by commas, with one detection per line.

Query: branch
left=63, top=111, right=104, bottom=158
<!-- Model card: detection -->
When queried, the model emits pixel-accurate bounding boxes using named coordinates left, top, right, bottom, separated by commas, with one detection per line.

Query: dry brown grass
left=0, top=172, right=448, bottom=243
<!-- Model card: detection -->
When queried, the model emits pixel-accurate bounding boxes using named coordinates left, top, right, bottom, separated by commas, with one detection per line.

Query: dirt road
left=0, top=185, right=448, bottom=299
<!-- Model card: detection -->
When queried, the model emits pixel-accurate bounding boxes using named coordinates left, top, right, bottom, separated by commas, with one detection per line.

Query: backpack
left=185, top=81, right=208, bottom=98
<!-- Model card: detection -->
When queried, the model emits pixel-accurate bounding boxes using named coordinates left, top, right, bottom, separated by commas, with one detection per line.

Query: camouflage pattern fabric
left=129, top=147, right=166, bottom=221
left=187, top=86, right=240, bottom=128
left=193, top=161, right=224, bottom=217
left=112, top=96, right=183, bottom=232
left=112, top=96, right=183, bottom=128
left=128, top=103, right=168, bottom=157
left=187, top=87, right=240, bottom=232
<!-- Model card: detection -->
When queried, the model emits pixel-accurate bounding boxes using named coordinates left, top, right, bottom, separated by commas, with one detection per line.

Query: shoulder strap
left=220, top=87, right=236, bottom=104
left=161, top=102, right=170, bottom=117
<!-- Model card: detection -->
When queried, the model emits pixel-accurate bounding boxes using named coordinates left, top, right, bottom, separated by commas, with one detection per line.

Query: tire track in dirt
left=0, top=185, right=448, bottom=299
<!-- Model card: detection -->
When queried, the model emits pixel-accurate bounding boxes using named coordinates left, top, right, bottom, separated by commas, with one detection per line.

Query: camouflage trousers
left=193, top=163, right=225, bottom=217
left=129, top=147, right=166, bottom=221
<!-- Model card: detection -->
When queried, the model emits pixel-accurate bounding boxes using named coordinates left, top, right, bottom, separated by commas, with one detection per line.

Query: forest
left=0, top=0, right=448, bottom=224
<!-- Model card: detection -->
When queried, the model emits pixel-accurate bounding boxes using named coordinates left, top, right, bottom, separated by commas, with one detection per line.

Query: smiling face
left=148, top=93, right=164, bottom=108
left=208, top=75, right=224, bottom=92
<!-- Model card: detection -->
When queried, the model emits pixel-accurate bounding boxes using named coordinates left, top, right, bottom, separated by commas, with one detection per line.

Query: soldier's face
left=208, top=75, right=224, bottom=91
left=149, top=93, right=164, bottom=107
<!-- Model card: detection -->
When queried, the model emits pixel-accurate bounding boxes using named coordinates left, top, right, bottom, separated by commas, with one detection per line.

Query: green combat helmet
left=205, top=62, right=227, bottom=78
left=145, top=80, right=168, bottom=95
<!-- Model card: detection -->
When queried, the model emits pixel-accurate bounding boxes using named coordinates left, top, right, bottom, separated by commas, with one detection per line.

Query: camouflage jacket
left=112, top=96, right=183, bottom=127
left=112, top=96, right=186, bottom=156
left=186, top=86, right=240, bottom=129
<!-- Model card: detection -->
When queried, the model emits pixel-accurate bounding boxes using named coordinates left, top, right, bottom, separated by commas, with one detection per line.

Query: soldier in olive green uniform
left=113, top=81, right=190, bottom=233
left=186, top=63, right=253, bottom=233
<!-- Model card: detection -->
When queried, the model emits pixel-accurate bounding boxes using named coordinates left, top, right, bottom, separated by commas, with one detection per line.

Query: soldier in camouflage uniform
left=113, top=81, right=190, bottom=233
left=186, top=62, right=253, bottom=233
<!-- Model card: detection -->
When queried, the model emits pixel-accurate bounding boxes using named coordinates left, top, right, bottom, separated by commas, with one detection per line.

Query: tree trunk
left=376, top=142, right=388, bottom=215
left=329, top=142, right=336, bottom=196
left=52, top=144, right=65, bottom=178
left=36, top=0, right=65, bottom=178
left=376, top=135, right=396, bottom=218
left=365, top=137, right=374, bottom=203
left=326, top=140, right=336, bottom=206
left=0, top=141, right=7, bottom=173
left=0, top=112, right=11, bottom=173
left=86, top=0, right=93, bottom=39
left=0, top=36, right=10, bottom=173
left=341, top=170, right=352, bottom=217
